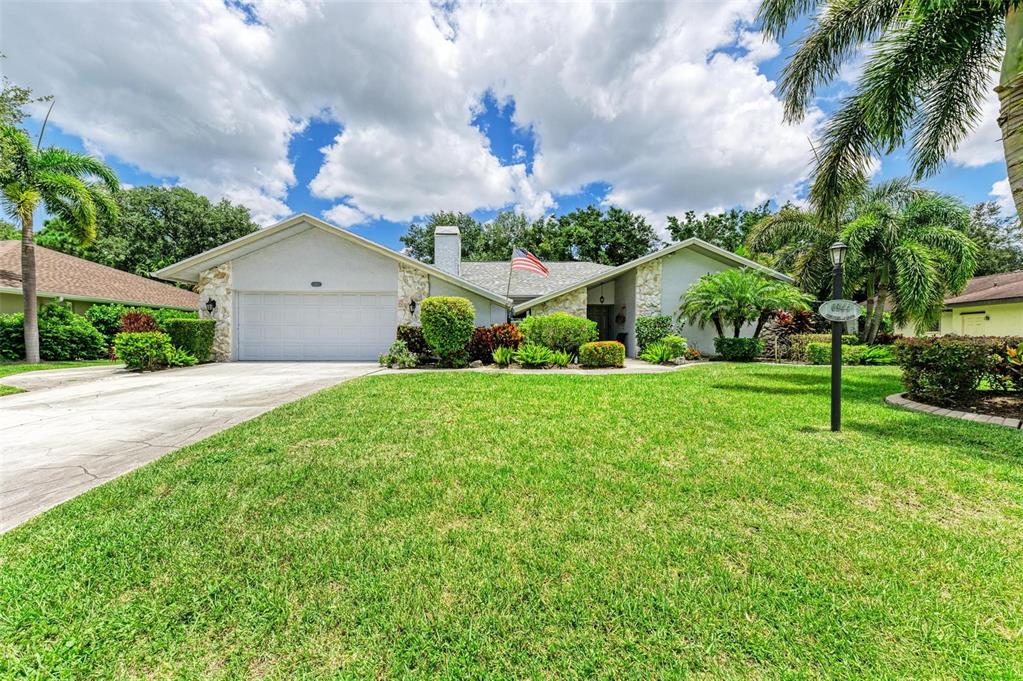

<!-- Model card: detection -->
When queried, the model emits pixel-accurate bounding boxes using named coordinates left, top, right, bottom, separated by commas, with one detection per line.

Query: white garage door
left=237, top=292, right=397, bottom=361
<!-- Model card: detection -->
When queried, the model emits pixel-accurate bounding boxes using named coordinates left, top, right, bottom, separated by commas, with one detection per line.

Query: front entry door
left=587, top=304, right=614, bottom=341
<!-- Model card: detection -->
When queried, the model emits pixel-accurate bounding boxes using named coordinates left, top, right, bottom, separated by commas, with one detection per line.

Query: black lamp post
left=829, top=241, right=847, bottom=432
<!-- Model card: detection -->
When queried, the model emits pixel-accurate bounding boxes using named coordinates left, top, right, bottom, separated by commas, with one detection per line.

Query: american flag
left=511, top=247, right=549, bottom=277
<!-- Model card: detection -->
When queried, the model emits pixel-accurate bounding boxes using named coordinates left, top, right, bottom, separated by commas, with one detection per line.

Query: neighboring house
left=154, top=214, right=792, bottom=361
left=936, top=270, right=1023, bottom=336
left=0, top=241, right=197, bottom=315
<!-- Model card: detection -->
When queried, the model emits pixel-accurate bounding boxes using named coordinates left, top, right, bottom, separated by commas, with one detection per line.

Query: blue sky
left=10, top=1, right=1010, bottom=253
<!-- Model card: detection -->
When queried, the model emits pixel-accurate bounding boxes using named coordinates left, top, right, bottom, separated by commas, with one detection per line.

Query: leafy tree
left=961, top=201, right=1023, bottom=275
left=844, top=193, right=976, bottom=342
left=747, top=178, right=924, bottom=298
left=401, top=206, right=659, bottom=266
left=0, top=125, right=119, bottom=362
left=666, top=202, right=772, bottom=253
left=35, top=186, right=259, bottom=276
left=679, top=268, right=811, bottom=339
left=0, top=220, right=17, bottom=240
left=759, top=1, right=1020, bottom=216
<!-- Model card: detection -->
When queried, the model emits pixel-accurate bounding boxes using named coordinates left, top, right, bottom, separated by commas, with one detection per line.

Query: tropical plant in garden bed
left=378, top=340, right=418, bottom=369
left=466, top=323, right=523, bottom=363
left=635, top=315, right=678, bottom=353
left=679, top=268, right=810, bottom=340
left=114, top=332, right=196, bottom=371
left=492, top=345, right=515, bottom=367
left=514, top=342, right=556, bottom=368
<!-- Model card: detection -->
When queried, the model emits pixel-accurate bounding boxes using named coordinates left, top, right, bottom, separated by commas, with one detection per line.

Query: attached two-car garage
left=236, top=292, right=397, bottom=361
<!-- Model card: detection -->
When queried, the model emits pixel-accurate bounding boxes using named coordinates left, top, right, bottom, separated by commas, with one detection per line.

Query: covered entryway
left=236, top=292, right=396, bottom=360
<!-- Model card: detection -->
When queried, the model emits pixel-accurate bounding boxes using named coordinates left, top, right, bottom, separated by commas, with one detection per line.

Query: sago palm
left=679, top=268, right=811, bottom=339
left=843, top=193, right=976, bottom=341
left=760, top=0, right=1020, bottom=217
left=0, top=125, right=119, bottom=362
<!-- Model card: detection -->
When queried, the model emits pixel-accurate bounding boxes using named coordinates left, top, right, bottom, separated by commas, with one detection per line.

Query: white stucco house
left=154, top=213, right=791, bottom=361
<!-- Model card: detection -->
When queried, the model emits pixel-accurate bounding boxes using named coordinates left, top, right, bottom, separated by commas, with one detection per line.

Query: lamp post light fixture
left=205, top=297, right=217, bottom=315
left=829, top=241, right=847, bottom=432
left=408, top=299, right=417, bottom=316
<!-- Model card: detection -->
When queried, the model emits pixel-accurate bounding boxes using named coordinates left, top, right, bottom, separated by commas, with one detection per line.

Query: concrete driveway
left=1, top=362, right=380, bottom=532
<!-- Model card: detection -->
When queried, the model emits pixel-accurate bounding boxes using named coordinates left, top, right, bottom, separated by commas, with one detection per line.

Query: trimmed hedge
left=790, top=333, right=858, bottom=362
left=421, top=296, right=475, bottom=367
left=714, top=337, right=764, bottom=362
left=114, top=331, right=197, bottom=370
left=806, top=342, right=895, bottom=366
left=0, top=304, right=107, bottom=361
left=519, top=312, right=597, bottom=354
left=635, top=315, right=677, bottom=352
left=894, top=335, right=1023, bottom=406
left=579, top=340, right=625, bottom=368
left=165, top=318, right=215, bottom=363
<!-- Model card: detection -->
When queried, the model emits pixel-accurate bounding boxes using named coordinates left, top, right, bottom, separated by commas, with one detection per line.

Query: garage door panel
left=237, top=292, right=396, bottom=361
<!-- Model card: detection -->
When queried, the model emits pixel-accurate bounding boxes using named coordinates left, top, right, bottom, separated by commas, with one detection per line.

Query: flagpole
left=506, top=245, right=514, bottom=322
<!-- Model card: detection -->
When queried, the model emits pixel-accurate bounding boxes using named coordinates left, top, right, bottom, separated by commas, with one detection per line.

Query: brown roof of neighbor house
left=944, top=270, right=1023, bottom=306
left=0, top=241, right=198, bottom=309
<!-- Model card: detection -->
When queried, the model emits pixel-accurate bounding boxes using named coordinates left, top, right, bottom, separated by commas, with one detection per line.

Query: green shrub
left=420, top=296, right=475, bottom=367
left=639, top=342, right=675, bottom=364
left=0, top=313, right=23, bottom=361
left=519, top=312, right=597, bottom=354
left=152, top=308, right=197, bottom=331
left=164, top=318, right=215, bottom=362
left=397, top=325, right=431, bottom=361
left=492, top=345, right=515, bottom=367
left=684, top=347, right=702, bottom=361
left=0, top=306, right=108, bottom=361
left=579, top=340, right=625, bottom=368
left=635, top=315, right=677, bottom=352
left=514, top=342, right=555, bottom=368
left=860, top=345, right=895, bottom=365
left=164, top=346, right=198, bottom=367
left=713, top=337, right=764, bottom=362
left=550, top=349, right=571, bottom=367
left=660, top=334, right=688, bottom=358
left=806, top=342, right=867, bottom=365
left=114, top=332, right=175, bottom=371
left=790, top=333, right=858, bottom=362
left=379, top=340, right=419, bottom=368
left=894, top=337, right=996, bottom=406
left=988, top=337, right=1023, bottom=390
left=85, top=303, right=126, bottom=346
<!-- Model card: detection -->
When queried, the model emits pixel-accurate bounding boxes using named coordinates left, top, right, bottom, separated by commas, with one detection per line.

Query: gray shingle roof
left=458, top=261, right=614, bottom=298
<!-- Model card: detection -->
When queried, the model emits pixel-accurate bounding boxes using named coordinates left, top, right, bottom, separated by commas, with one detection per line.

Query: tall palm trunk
left=713, top=314, right=725, bottom=338
left=752, top=310, right=771, bottom=339
left=21, top=213, right=39, bottom=363
left=997, top=7, right=1023, bottom=217
left=865, top=287, right=888, bottom=344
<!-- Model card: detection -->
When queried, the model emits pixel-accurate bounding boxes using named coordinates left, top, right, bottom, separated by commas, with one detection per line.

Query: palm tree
left=843, top=193, right=977, bottom=342
left=746, top=178, right=923, bottom=297
left=759, top=1, right=1019, bottom=217
left=0, top=125, right=118, bottom=362
left=679, top=268, right=811, bottom=339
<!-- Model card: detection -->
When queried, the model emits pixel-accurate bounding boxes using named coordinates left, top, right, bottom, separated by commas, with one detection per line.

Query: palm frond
left=36, top=147, right=120, bottom=192
left=759, top=0, right=822, bottom=38
left=776, top=0, right=903, bottom=120
left=891, top=240, right=939, bottom=319
left=810, top=96, right=878, bottom=220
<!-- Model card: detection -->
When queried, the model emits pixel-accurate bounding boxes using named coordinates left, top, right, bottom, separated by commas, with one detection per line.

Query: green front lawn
left=1, top=365, right=1021, bottom=677
left=0, top=360, right=118, bottom=396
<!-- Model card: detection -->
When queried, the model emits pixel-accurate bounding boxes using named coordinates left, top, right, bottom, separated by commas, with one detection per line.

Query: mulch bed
left=944, top=392, right=1023, bottom=420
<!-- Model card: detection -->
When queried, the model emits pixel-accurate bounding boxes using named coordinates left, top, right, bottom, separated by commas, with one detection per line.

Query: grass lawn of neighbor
left=1, top=364, right=1021, bottom=678
left=0, top=360, right=118, bottom=396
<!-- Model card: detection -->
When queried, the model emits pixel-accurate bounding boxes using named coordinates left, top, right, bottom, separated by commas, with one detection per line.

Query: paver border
left=885, top=393, right=1022, bottom=430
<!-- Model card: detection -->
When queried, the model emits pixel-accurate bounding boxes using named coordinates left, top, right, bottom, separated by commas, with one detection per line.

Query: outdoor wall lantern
left=409, top=299, right=417, bottom=315
left=205, top=298, right=217, bottom=314
left=829, top=240, right=848, bottom=267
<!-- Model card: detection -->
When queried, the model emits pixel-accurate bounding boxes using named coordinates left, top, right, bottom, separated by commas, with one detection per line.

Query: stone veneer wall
left=398, top=263, right=430, bottom=326
left=198, top=262, right=232, bottom=361
left=635, top=260, right=662, bottom=317
left=532, top=287, right=587, bottom=317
